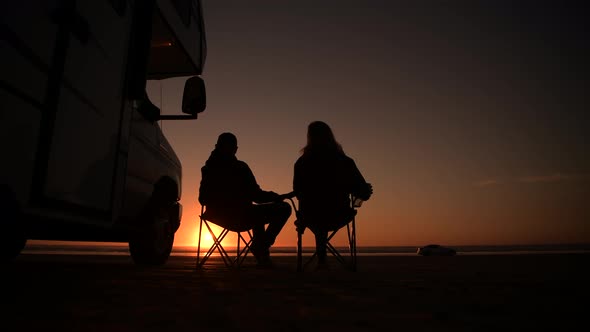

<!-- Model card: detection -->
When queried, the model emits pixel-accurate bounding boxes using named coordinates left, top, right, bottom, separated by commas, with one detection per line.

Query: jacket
left=293, top=150, right=367, bottom=232
left=198, top=150, right=276, bottom=230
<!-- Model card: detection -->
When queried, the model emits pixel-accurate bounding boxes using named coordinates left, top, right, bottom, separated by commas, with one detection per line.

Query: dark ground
left=3, top=253, right=589, bottom=331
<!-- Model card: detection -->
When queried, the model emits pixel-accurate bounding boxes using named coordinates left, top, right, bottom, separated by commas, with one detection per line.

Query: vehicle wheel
left=129, top=204, right=178, bottom=266
left=1, top=223, right=27, bottom=261
left=128, top=222, right=174, bottom=266
left=0, top=186, right=27, bottom=261
left=129, top=179, right=179, bottom=266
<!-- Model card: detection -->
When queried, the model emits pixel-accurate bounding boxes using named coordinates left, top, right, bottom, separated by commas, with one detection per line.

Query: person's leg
left=262, top=201, right=291, bottom=247
left=249, top=222, right=267, bottom=261
left=249, top=202, right=291, bottom=265
left=250, top=223, right=266, bottom=247
left=251, top=202, right=291, bottom=248
left=314, top=230, right=328, bottom=264
left=240, top=207, right=266, bottom=262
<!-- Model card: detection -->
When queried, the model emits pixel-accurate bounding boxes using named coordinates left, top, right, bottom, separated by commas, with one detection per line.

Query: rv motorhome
left=1, top=0, right=207, bottom=265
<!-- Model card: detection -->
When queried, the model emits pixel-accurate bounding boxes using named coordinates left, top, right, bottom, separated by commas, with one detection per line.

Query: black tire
left=0, top=225, right=27, bottom=261
left=0, top=185, right=27, bottom=261
left=128, top=217, right=175, bottom=266
left=129, top=178, right=179, bottom=266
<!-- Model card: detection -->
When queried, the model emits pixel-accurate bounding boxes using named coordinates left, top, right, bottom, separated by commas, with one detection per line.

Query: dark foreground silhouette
left=4, top=253, right=589, bottom=331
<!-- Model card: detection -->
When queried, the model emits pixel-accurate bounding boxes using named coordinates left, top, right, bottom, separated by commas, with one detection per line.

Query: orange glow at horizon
left=182, top=205, right=251, bottom=251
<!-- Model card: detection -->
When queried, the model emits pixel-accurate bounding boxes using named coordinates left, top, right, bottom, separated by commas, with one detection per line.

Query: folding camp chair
left=195, top=205, right=253, bottom=269
left=286, top=193, right=361, bottom=272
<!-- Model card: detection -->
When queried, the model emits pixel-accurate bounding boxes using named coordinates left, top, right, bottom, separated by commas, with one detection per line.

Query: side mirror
left=182, top=76, right=206, bottom=115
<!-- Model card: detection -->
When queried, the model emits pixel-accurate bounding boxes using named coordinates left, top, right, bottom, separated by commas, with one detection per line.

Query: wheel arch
left=153, top=175, right=179, bottom=203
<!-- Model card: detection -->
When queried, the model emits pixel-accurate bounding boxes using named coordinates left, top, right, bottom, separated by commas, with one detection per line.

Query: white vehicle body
left=1, top=0, right=207, bottom=264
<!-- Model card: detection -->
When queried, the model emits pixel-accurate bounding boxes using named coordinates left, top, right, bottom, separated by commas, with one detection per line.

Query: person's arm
left=348, top=158, right=373, bottom=201
left=198, top=166, right=210, bottom=205
left=242, top=162, right=279, bottom=203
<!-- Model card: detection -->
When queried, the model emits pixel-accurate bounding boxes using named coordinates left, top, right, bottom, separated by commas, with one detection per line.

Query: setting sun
left=197, top=231, right=215, bottom=250
left=194, top=224, right=223, bottom=252
left=193, top=222, right=250, bottom=255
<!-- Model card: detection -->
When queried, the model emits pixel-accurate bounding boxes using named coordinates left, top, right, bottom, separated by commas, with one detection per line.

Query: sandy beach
left=3, top=252, right=589, bottom=332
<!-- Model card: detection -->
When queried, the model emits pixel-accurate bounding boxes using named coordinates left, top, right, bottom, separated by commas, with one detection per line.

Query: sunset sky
left=147, top=0, right=589, bottom=248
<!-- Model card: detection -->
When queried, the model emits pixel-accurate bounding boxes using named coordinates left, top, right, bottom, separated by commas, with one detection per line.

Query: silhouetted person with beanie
left=199, top=132, right=291, bottom=267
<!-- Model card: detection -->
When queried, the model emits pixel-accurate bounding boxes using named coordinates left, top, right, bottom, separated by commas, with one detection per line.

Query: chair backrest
left=199, top=205, right=253, bottom=232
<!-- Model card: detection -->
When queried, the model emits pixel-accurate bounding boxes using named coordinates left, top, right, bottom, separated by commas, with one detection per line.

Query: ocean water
left=20, top=242, right=590, bottom=257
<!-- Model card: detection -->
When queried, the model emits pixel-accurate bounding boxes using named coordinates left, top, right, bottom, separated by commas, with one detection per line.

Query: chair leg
left=349, top=219, right=357, bottom=271
left=345, top=220, right=357, bottom=271
left=196, top=201, right=256, bottom=269
left=198, top=228, right=225, bottom=268
left=234, top=231, right=253, bottom=267
left=317, top=222, right=357, bottom=272
left=325, top=230, right=345, bottom=265
left=196, top=217, right=204, bottom=269
left=196, top=219, right=230, bottom=268
left=210, top=227, right=232, bottom=267
left=198, top=221, right=232, bottom=268
left=326, top=241, right=346, bottom=265
left=234, top=231, right=241, bottom=267
left=297, top=231, right=303, bottom=272
left=297, top=230, right=320, bottom=271
left=236, top=231, right=240, bottom=263
left=197, top=223, right=254, bottom=270
left=303, top=251, right=317, bottom=270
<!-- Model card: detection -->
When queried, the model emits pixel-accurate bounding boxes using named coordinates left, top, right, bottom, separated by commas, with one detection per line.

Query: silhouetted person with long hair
left=293, top=121, right=373, bottom=269
left=199, top=133, right=291, bottom=267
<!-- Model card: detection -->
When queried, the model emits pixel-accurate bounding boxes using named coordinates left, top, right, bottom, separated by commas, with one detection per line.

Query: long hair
left=301, top=121, right=344, bottom=155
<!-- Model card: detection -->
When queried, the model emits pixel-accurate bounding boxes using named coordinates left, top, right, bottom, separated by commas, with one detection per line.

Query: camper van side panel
left=0, top=1, right=60, bottom=205
left=43, top=1, right=133, bottom=218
